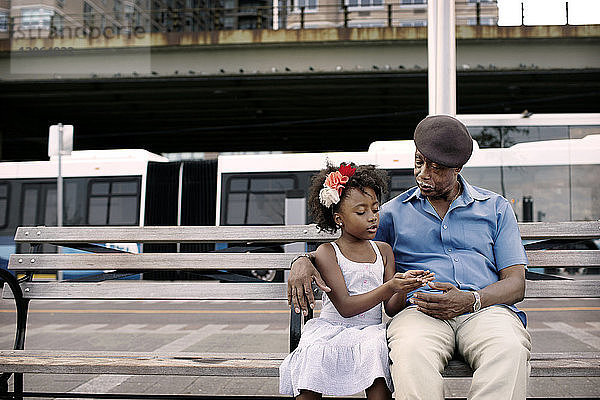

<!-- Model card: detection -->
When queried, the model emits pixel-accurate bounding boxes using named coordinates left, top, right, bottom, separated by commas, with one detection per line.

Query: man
left=288, top=115, right=531, bottom=400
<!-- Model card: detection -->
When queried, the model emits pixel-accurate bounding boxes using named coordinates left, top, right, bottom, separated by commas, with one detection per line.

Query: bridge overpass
left=0, top=24, right=599, bottom=160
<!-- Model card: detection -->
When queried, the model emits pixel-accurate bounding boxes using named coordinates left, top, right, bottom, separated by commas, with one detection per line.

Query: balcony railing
left=2, top=0, right=500, bottom=37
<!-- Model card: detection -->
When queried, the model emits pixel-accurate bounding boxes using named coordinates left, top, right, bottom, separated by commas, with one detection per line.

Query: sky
left=497, top=0, right=600, bottom=26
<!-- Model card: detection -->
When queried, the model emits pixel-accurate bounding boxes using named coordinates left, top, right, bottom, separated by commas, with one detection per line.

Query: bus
left=216, top=114, right=600, bottom=278
left=1, top=113, right=598, bottom=281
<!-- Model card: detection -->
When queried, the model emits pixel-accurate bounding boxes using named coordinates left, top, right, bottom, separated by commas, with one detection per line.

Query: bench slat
left=524, top=280, right=600, bottom=298
left=14, top=225, right=338, bottom=244
left=13, top=221, right=600, bottom=244
left=8, top=250, right=598, bottom=271
left=2, top=282, right=288, bottom=300
left=0, top=350, right=284, bottom=377
left=3, top=280, right=599, bottom=301
left=8, top=253, right=301, bottom=271
left=0, top=350, right=597, bottom=377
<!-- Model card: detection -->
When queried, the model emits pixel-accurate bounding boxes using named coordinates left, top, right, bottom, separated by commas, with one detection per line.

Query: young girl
left=279, top=163, right=434, bottom=400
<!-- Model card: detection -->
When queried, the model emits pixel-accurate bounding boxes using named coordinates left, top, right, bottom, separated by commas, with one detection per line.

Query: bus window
left=571, top=165, right=600, bottom=221
left=389, top=172, right=415, bottom=199
left=501, top=165, right=570, bottom=222
left=88, top=179, right=140, bottom=225
left=468, top=126, right=569, bottom=148
left=224, top=175, right=296, bottom=225
left=0, top=183, right=8, bottom=228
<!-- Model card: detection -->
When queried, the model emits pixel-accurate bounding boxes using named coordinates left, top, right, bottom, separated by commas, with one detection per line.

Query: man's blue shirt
left=375, top=175, right=528, bottom=326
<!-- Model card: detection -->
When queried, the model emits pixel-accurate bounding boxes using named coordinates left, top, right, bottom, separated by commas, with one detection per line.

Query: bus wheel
left=250, top=269, right=280, bottom=282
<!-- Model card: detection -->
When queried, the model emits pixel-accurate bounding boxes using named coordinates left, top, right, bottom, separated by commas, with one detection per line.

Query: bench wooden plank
left=526, top=250, right=600, bottom=267
left=8, top=253, right=302, bottom=271
left=0, top=350, right=597, bottom=377
left=8, top=250, right=599, bottom=271
left=0, top=350, right=284, bottom=377
left=524, top=280, right=600, bottom=298
left=518, top=221, right=600, bottom=240
left=14, top=225, right=338, bottom=244
left=2, top=282, right=289, bottom=300
left=13, top=221, right=600, bottom=244
left=3, top=280, right=599, bottom=301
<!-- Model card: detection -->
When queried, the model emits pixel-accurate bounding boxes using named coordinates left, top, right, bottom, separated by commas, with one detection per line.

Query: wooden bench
left=0, top=221, right=599, bottom=399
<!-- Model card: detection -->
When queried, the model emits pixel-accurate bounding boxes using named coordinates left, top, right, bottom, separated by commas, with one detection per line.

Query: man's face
left=414, top=150, right=460, bottom=199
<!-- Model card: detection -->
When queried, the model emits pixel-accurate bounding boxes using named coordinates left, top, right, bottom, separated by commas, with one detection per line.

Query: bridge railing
left=3, top=0, right=500, bottom=37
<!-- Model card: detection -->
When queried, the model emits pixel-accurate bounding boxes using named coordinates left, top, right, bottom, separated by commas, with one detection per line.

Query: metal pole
left=427, top=0, right=456, bottom=115
left=521, top=2, right=525, bottom=26
left=565, top=1, right=569, bottom=25
left=57, top=123, right=63, bottom=228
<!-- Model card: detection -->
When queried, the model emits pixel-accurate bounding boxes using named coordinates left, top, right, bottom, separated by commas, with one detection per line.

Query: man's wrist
left=471, top=291, right=482, bottom=312
left=290, top=253, right=311, bottom=267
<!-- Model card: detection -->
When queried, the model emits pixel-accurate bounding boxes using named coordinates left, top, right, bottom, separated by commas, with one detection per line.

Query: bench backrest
left=4, top=221, right=600, bottom=300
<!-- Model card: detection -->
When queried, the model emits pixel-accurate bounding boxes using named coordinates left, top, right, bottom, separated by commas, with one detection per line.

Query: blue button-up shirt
left=375, top=175, right=528, bottom=326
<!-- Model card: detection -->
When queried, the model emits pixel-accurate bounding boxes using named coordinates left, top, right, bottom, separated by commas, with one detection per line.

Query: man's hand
left=410, top=281, right=474, bottom=320
left=287, top=255, right=331, bottom=316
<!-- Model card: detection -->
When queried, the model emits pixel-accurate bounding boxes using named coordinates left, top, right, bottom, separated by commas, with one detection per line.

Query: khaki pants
left=387, top=305, right=531, bottom=400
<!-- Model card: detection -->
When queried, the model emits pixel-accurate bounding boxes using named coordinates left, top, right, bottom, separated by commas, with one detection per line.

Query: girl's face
left=334, top=187, right=380, bottom=240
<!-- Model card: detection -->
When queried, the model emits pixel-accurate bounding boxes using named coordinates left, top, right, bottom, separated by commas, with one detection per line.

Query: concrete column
left=427, top=0, right=456, bottom=116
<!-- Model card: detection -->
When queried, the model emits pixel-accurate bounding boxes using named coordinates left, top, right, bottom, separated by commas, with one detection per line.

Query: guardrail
left=2, top=0, right=499, bottom=36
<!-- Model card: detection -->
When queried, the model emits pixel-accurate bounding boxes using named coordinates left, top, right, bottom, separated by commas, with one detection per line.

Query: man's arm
left=287, top=253, right=331, bottom=315
left=410, top=264, right=525, bottom=320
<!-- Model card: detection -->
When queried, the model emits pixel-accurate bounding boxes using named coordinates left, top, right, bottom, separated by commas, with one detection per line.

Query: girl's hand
left=403, top=269, right=435, bottom=284
left=387, top=270, right=435, bottom=294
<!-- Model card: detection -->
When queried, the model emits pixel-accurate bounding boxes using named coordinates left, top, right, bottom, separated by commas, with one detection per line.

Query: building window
left=400, top=0, right=426, bottom=5
left=466, top=17, right=496, bottom=26
left=83, top=2, right=95, bottom=28
left=0, top=183, right=8, bottom=228
left=346, top=0, right=383, bottom=8
left=0, top=12, right=7, bottom=32
left=113, top=0, right=122, bottom=21
left=293, top=0, right=317, bottom=11
left=88, top=179, right=140, bottom=225
left=399, top=19, right=427, bottom=26
left=224, top=175, right=296, bottom=225
left=21, top=8, right=54, bottom=29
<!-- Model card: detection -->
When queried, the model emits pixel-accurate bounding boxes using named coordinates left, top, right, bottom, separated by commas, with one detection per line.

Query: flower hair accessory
left=319, top=163, right=357, bottom=208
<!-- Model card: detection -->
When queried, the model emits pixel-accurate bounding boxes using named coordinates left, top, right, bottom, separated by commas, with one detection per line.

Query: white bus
left=1, top=114, right=598, bottom=281
left=216, top=114, right=600, bottom=279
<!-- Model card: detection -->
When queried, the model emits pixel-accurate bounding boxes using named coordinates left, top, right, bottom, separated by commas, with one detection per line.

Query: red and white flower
left=319, top=163, right=356, bottom=208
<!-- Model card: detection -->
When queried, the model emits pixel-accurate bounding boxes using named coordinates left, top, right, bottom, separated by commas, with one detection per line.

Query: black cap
left=413, top=115, right=473, bottom=167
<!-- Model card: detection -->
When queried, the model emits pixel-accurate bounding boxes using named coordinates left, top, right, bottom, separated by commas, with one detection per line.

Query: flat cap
left=413, top=115, right=473, bottom=167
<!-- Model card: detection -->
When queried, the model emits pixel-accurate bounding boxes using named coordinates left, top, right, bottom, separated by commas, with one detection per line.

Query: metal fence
left=2, top=0, right=503, bottom=37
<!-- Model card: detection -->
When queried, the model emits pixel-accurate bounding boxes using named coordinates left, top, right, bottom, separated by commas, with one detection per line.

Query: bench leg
left=14, top=373, right=23, bottom=400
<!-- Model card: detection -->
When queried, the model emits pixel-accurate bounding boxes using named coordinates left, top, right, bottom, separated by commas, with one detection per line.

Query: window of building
left=0, top=12, right=7, bottom=32
left=346, top=0, right=383, bottom=9
left=398, top=19, right=427, bottom=26
left=400, top=0, right=426, bottom=5
left=21, top=8, right=54, bottom=29
left=289, top=0, right=317, bottom=12
left=466, top=17, right=496, bottom=25
left=83, top=2, right=95, bottom=28
left=88, top=179, right=140, bottom=225
left=113, top=0, right=122, bottom=21
left=224, top=175, right=296, bottom=225
left=0, top=183, right=8, bottom=228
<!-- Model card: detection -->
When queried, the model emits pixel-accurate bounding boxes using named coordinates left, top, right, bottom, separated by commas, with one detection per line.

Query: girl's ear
left=333, top=213, right=343, bottom=226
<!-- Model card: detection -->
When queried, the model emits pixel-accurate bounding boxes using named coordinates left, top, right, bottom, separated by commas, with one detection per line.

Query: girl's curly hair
left=308, top=162, right=389, bottom=233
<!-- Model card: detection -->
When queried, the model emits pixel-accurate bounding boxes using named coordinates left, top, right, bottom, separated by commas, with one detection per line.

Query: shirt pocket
left=457, top=220, right=494, bottom=254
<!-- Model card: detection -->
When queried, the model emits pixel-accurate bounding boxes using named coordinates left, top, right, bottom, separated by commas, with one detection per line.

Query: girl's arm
left=314, top=242, right=429, bottom=319
left=380, top=242, right=435, bottom=317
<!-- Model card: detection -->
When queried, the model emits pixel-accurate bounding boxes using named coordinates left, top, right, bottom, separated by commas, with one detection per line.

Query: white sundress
left=279, top=240, right=393, bottom=396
